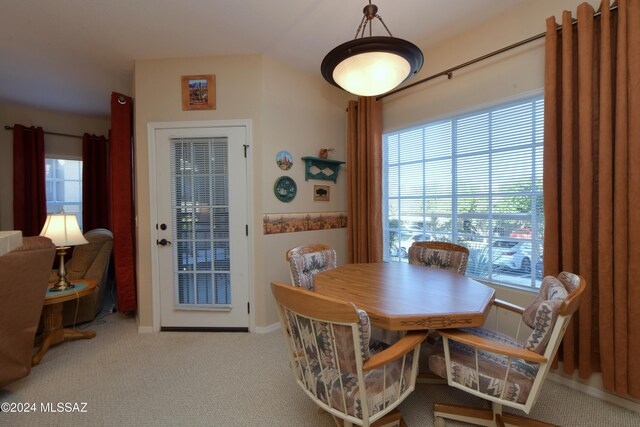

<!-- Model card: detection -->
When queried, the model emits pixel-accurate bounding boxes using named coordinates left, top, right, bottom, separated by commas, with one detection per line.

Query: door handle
left=157, top=238, right=172, bottom=246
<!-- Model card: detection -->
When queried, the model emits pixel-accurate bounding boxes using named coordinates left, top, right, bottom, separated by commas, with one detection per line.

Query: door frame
left=147, top=119, right=254, bottom=333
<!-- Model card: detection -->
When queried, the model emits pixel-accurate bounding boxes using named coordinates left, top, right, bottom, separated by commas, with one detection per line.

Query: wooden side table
left=32, top=279, right=97, bottom=366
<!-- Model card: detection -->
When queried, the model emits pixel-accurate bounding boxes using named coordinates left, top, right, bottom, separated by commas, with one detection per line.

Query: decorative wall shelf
left=301, top=156, right=345, bottom=183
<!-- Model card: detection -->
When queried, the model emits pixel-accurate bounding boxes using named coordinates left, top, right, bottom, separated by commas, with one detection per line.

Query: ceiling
left=0, top=0, right=529, bottom=117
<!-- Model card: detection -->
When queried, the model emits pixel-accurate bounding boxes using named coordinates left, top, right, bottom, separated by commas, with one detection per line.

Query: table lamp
left=39, top=213, right=88, bottom=292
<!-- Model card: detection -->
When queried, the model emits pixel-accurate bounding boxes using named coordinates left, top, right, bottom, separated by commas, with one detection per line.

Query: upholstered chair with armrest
left=286, top=243, right=337, bottom=290
left=408, top=241, right=469, bottom=377
left=0, top=236, right=56, bottom=388
left=54, top=228, right=113, bottom=326
left=286, top=243, right=397, bottom=348
left=428, top=272, right=586, bottom=427
left=271, top=281, right=427, bottom=427
left=408, top=241, right=469, bottom=275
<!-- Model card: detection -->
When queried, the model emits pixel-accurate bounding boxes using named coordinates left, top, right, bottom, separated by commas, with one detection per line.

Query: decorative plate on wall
left=276, top=150, right=293, bottom=170
left=274, top=176, right=297, bottom=202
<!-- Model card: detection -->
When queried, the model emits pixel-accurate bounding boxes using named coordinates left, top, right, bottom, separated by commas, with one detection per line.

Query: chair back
left=0, top=237, right=55, bottom=387
left=271, top=282, right=419, bottom=427
left=408, top=241, right=469, bottom=274
left=286, top=244, right=337, bottom=289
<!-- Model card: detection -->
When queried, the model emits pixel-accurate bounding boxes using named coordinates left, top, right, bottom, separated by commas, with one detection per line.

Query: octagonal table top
left=313, top=262, right=495, bottom=331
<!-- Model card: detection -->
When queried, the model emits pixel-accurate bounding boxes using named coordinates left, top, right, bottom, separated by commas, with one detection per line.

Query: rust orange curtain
left=346, top=97, right=383, bottom=263
left=544, top=0, right=640, bottom=398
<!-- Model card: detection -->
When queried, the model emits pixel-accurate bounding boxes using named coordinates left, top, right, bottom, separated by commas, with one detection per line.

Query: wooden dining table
left=313, top=262, right=495, bottom=331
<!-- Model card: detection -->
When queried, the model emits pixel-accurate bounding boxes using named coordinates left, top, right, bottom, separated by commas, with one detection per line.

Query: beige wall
left=134, top=54, right=350, bottom=329
left=260, top=56, right=351, bottom=326
left=384, top=0, right=599, bottom=131
left=0, top=101, right=109, bottom=230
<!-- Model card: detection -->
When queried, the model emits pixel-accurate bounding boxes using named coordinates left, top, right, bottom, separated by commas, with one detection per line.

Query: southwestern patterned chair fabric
left=429, top=327, right=540, bottom=404
left=429, top=272, right=580, bottom=405
left=522, top=274, right=576, bottom=353
left=271, top=282, right=424, bottom=426
left=283, top=310, right=413, bottom=418
left=288, top=248, right=337, bottom=290
left=408, top=242, right=469, bottom=275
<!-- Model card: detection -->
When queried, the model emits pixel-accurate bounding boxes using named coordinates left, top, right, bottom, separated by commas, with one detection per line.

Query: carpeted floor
left=1, top=311, right=639, bottom=426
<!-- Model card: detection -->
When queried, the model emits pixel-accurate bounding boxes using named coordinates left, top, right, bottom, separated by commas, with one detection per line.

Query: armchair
left=58, top=228, right=113, bottom=326
left=271, top=282, right=427, bottom=427
left=428, top=272, right=586, bottom=426
left=286, top=244, right=398, bottom=347
left=286, top=243, right=337, bottom=290
left=0, top=236, right=55, bottom=387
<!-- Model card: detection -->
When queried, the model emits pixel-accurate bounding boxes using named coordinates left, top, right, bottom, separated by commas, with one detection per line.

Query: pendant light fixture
left=321, top=1, right=424, bottom=97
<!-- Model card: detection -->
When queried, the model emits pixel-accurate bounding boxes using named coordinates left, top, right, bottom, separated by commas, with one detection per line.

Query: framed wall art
left=181, top=74, right=216, bottom=110
left=314, top=185, right=330, bottom=201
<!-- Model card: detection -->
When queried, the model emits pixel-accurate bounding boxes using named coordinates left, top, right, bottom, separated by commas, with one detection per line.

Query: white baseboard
left=254, top=322, right=280, bottom=334
left=547, top=371, right=640, bottom=414
left=138, top=326, right=154, bottom=333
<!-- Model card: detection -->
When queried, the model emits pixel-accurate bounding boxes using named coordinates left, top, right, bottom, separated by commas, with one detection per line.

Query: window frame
left=382, top=93, right=544, bottom=291
left=45, top=156, right=83, bottom=230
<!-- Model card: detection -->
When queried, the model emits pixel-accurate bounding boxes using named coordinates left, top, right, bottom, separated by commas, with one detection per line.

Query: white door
left=154, top=126, right=249, bottom=330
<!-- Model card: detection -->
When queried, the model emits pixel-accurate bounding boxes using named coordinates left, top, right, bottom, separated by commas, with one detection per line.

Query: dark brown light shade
left=321, top=36, right=423, bottom=96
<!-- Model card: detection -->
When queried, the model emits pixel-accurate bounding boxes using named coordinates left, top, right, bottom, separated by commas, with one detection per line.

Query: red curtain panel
left=110, top=92, right=137, bottom=313
left=12, top=124, right=47, bottom=236
left=82, top=133, right=110, bottom=231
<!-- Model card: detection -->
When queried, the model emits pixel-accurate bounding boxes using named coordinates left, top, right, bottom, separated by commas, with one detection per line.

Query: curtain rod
left=4, top=125, right=83, bottom=139
left=378, top=4, right=619, bottom=100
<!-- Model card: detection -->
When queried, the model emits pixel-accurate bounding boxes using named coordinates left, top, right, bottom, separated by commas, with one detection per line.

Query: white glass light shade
left=333, top=51, right=411, bottom=96
left=321, top=36, right=423, bottom=97
left=40, top=213, right=88, bottom=247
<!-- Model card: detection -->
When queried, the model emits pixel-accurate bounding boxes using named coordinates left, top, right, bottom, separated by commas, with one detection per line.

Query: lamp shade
left=40, top=213, right=88, bottom=247
left=321, top=36, right=423, bottom=96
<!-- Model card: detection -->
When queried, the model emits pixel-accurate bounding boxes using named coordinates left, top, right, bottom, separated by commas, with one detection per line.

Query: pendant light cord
left=355, top=2, right=393, bottom=39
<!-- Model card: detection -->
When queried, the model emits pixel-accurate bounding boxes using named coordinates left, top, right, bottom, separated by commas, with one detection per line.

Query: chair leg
left=501, top=413, right=559, bottom=427
left=434, top=403, right=495, bottom=426
left=332, top=409, right=405, bottom=427
left=372, top=408, right=405, bottom=427
left=433, top=402, right=560, bottom=427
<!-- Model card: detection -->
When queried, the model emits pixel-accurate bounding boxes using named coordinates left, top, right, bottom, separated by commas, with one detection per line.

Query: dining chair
left=408, top=241, right=470, bottom=378
left=271, top=281, right=427, bottom=427
left=286, top=243, right=337, bottom=290
left=427, top=272, right=586, bottom=427
left=408, top=241, right=469, bottom=275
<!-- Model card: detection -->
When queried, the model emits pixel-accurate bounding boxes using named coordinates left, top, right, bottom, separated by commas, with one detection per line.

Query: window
left=45, top=158, right=83, bottom=230
left=383, top=95, right=544, bottom=289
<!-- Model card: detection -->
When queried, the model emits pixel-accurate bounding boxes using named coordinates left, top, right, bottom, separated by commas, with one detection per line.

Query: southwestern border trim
left=263, top=212, right=347, bottom=235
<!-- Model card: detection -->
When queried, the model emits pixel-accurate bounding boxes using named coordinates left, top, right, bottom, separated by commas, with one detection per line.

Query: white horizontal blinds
left=383, top=95, right=544, bottom=289
left=171, top=137, right=231, bottom=307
